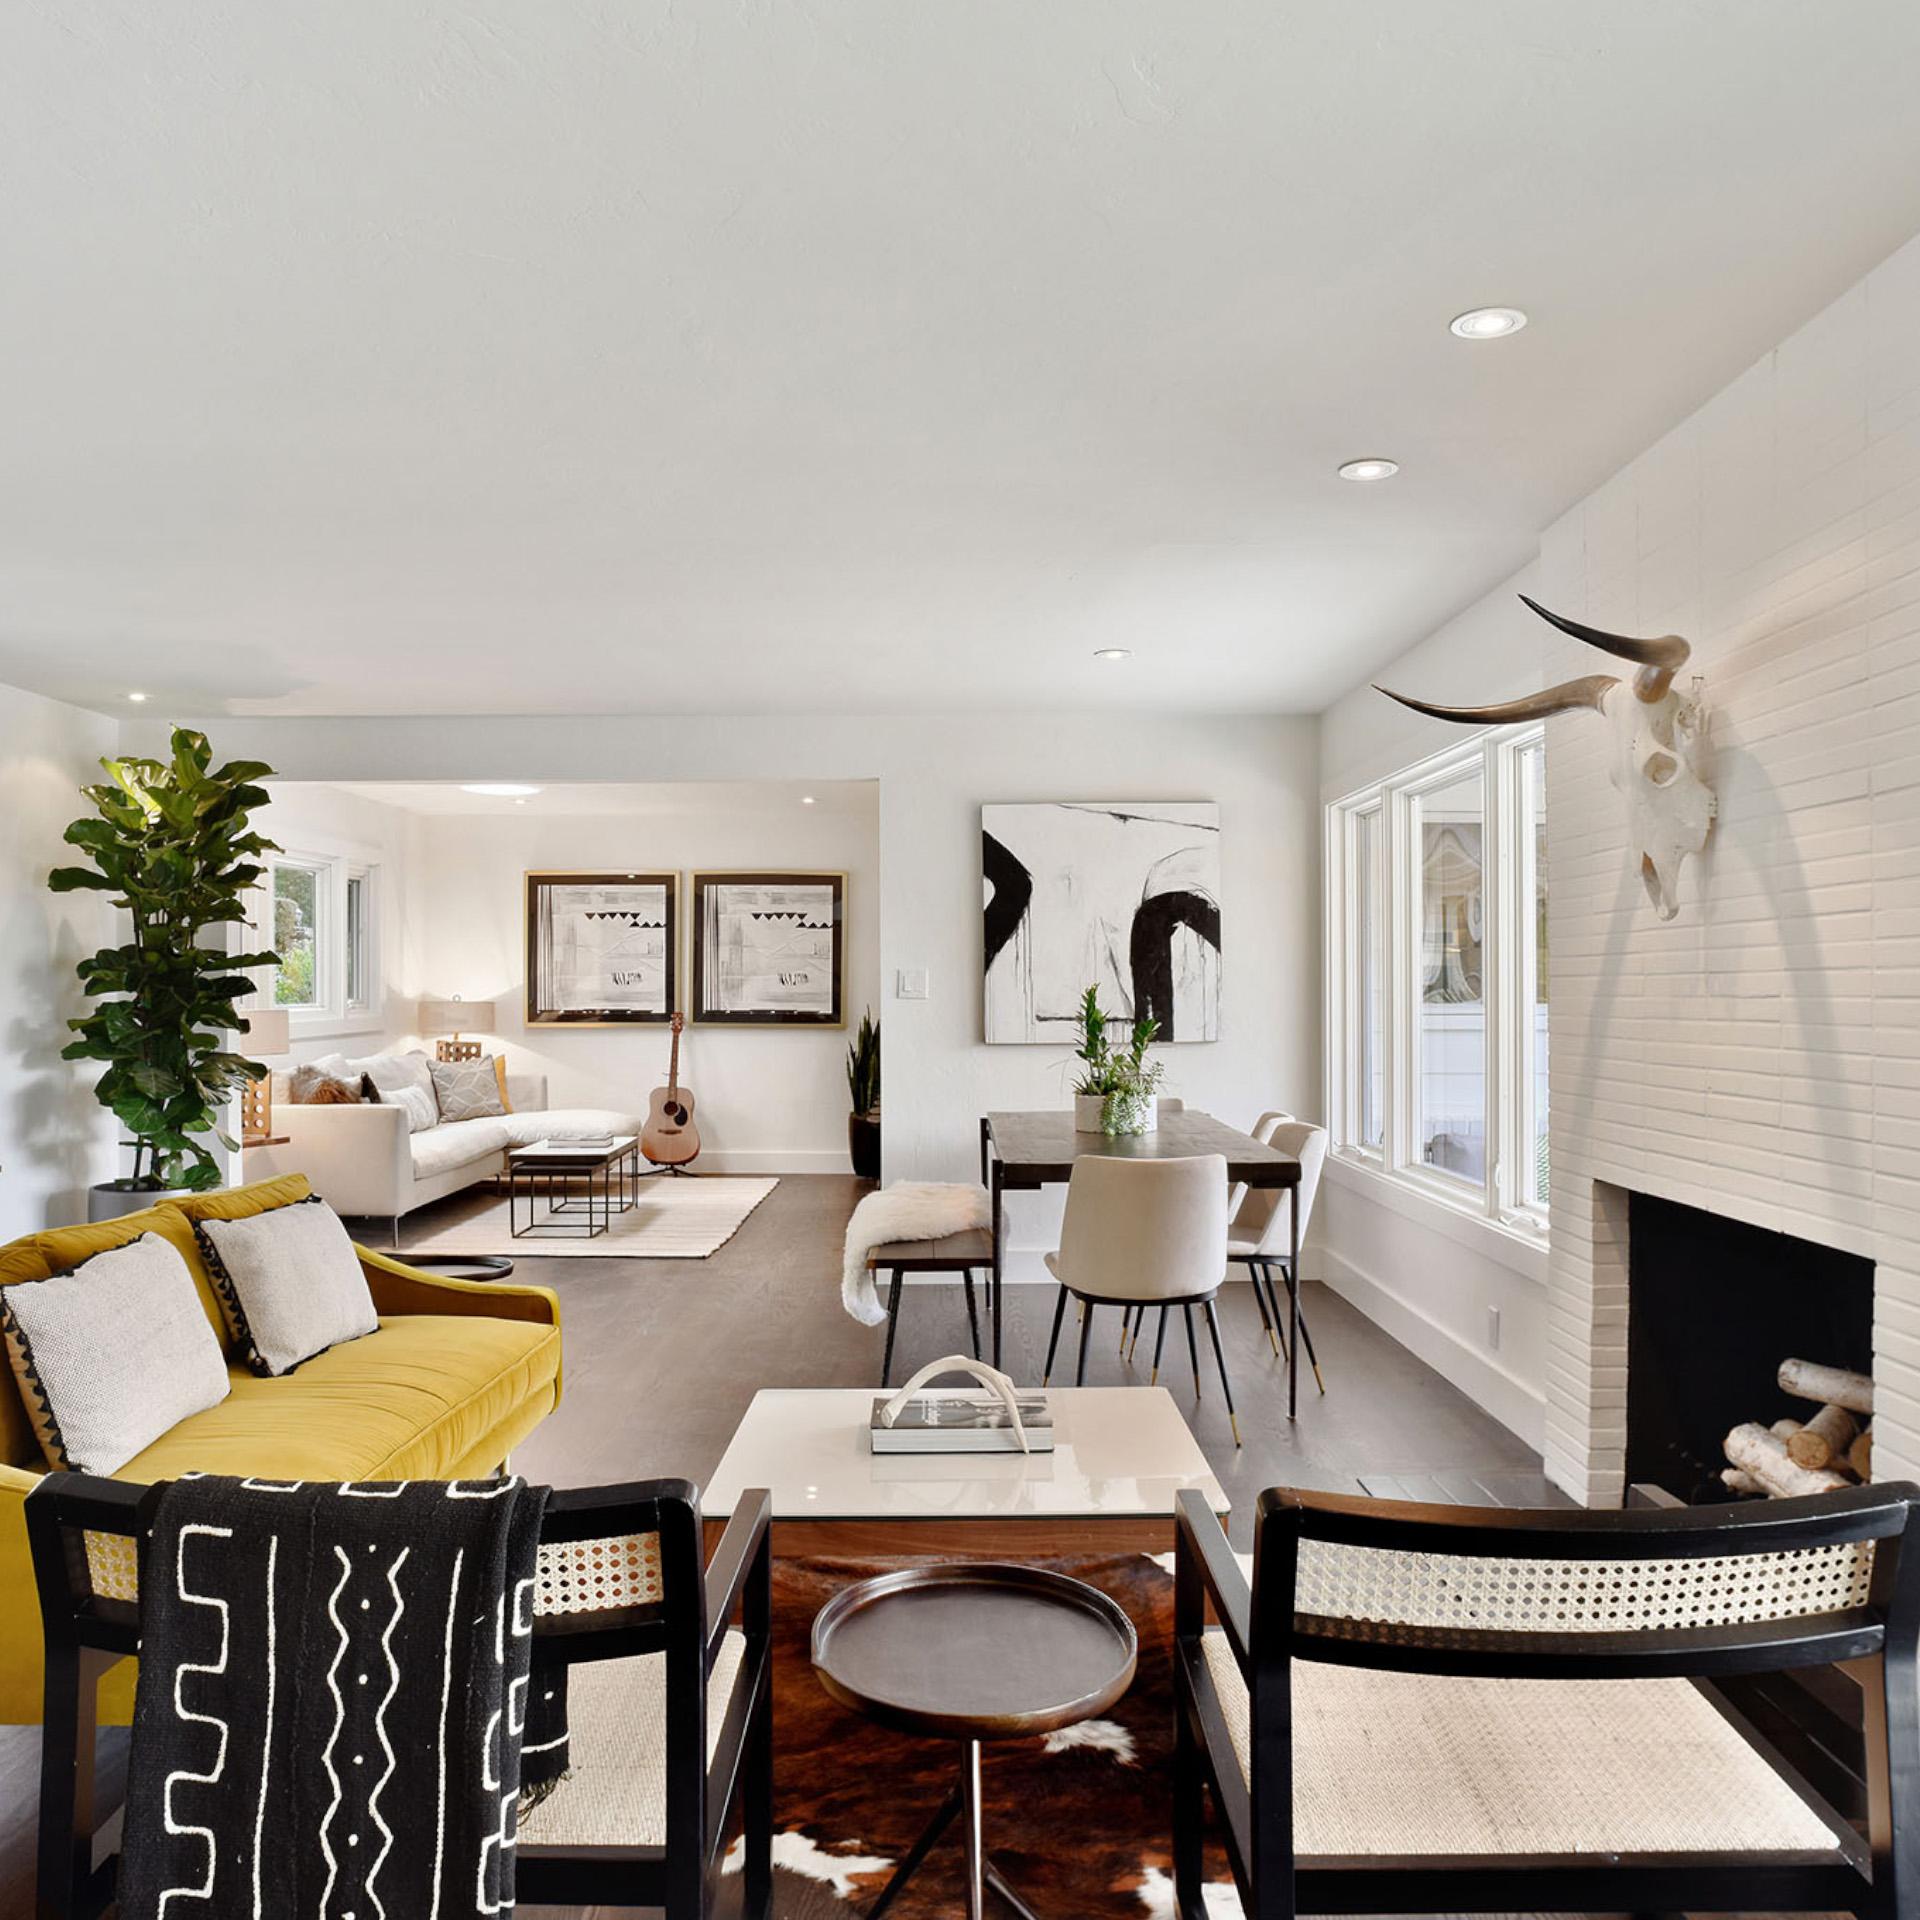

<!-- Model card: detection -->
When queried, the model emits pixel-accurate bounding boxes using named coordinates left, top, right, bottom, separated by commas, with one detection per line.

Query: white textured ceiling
left=6, top=2, right=1920, bottom=720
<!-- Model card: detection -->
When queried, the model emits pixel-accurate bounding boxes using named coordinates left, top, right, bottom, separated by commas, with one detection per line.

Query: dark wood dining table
left=979, top=1109, right=1306, bottom=1413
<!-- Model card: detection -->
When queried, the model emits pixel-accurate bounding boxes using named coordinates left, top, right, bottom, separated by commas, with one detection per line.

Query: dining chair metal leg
left=962, top=1269, right=983, bottom=1360
left=1076, top=1298, right=1094, bottom=1386
left=1151, top=1305, right=1170, bottom=1385
left=880, top=1268, right=906, bottom=1388
left=1042, top=1284, right=1070, bottom=1386
left=1241, top=1257, right=1281, bottom=1359
left=1252, top=1260, right=1289, bottom=1362
left=1202, top=1296, right=1242, bottom=1446
left=1182, top=1303, right=1202, bottom=1398
left=1275, top=1257, right=1326, bottom=1394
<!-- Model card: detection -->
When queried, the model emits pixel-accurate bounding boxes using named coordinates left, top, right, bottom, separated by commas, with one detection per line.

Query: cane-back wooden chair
left=28, top=1471, right=773, bottom=1920
left=1174, top=1481, right=1920, bottom=1920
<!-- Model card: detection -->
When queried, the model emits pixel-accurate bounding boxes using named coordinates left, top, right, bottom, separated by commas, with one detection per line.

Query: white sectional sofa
left=244, top=1064, right=641, bottom=1236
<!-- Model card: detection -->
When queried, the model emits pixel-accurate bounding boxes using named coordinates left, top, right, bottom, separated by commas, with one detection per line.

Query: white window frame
left=260, top=844, right=382, bottom=1038
left=1324, top=722, right=1546, bottom=1247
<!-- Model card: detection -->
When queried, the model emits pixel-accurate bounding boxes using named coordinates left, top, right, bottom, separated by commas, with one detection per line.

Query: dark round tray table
left=388, top=1253, right=515, bottom=1282
left=811, top=1563, right=1137, bottom=1918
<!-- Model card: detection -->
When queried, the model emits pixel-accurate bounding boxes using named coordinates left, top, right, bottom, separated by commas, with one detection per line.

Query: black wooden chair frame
left=1172, top=1481, right=1920, bottom=1920
left=27, top=1470, right=774, bottom=1920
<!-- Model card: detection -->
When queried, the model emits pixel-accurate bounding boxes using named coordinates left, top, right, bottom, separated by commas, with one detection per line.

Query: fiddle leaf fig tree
left=49, top=728, right=281, bottom=1192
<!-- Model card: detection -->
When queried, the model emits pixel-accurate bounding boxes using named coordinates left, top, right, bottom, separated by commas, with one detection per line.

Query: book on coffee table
left=512, top=1135, right=624, bottom=1155
left=869, top=1391, right=1055, bottom=1454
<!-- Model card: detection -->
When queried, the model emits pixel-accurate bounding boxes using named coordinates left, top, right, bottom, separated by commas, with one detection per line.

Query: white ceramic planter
left=1073, top=1093, right=1107, bottom=1132
left=1101, top=1089, right=1158, bottom=1136
left=88, top=1182, right=189, bottom=1223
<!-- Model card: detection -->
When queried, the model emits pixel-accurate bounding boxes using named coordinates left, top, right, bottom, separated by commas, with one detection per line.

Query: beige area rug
left=402, top=1176, right=779, bottom=1258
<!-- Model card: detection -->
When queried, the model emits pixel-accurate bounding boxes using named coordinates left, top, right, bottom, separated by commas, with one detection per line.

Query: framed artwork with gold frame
left=690, top=870, right=845, bottom=1026
left=525, top=870, right=678, bottom=1025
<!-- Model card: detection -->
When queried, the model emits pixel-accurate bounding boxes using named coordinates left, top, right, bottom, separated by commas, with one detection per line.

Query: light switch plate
left=896, top=968, right=929, bottom=1000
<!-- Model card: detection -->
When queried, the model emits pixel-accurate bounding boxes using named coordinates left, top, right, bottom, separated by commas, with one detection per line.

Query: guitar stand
left=643, top=1162, right=699, bottom=1177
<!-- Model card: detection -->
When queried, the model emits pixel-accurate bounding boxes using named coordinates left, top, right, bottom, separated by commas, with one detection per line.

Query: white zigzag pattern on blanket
left=159, top=1523, right=233, bottom=1920
left=316, top=1545, right=355, bottom=1920
left=366, top=1546, right=410, bottom=1920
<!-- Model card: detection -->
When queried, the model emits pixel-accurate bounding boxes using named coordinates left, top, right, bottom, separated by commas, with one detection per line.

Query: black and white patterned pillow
left=430, top=1056, right=507, bottom=1123
left=193, top=1197, right=378, bottom=1377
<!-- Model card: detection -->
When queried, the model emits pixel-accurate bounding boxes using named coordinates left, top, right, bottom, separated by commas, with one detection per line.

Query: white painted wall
left=401, top=785, right=879, bottom=1172
left=0, top=682, right=119, bottom=1232
left=130, top=712, right=1324, bottom=1263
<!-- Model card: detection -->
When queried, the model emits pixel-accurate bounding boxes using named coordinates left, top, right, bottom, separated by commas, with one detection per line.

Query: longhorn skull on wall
left=1377, top=596, right=1715, bottom=921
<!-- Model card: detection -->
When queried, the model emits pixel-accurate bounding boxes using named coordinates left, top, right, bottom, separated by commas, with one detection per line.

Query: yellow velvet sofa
left=0, top=1173, right=562, bottom=1725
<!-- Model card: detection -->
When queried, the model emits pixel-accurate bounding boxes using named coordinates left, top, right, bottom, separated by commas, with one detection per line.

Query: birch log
left=1778, top=1358, right=1873, bottom=1416
left=1721, top=1468, right=1765, bottom=1496
left=1770, top=1417, right=1804, bottom=1441
left=1850, top=1429, right=1873, bottom=1481
left=1787, top=1402, right=1859, bottom=1471
left=1725, top=1422, right=1850, bottom=1498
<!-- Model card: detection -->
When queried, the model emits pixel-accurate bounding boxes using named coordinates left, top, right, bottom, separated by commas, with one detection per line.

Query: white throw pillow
left=0, top=1234, right=231, bottom=1473
left=379, top=1082, right=440, bottom=1134
left=314, top=1048, right=436, bottom=1105
left=194, top=1199, right=379, bottom=1377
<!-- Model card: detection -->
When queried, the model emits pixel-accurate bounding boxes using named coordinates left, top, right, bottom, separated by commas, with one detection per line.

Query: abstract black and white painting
left=982, top=802, right=1221, bottom=1043
left=525, top=870, right=678, bottom=1023
left=692, top=871, right=845, bottom=1025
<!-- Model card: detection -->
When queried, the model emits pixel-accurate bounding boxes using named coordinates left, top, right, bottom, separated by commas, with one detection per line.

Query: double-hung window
left=262, top=849, right=380, bottom=1033
left=1326, top=725, right=1547, bottom=1231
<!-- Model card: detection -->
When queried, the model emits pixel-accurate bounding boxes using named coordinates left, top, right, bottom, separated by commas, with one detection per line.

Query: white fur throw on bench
left=841, top=1182, right=992, bottom=1326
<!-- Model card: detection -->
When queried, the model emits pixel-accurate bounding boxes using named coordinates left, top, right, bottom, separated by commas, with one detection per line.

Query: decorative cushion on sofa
left=194, top=1198, right=379, bottom=1377
left=313, top=1048, right=436, bottom=1105
left=411, top=1118, right=512, bottom=1181
left=431, top=1056, right=508, bottom=1123
left=379, top=1082, right=440, bottom=1133
left=0, top=1234, right=230, bottom=1473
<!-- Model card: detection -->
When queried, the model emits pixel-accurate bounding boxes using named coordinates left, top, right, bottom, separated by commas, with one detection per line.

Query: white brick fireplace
left=1537, top=231, right=1920, bottom=1503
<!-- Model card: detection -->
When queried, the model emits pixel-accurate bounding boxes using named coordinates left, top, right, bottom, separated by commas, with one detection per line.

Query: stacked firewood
left=1721, top=1358, right=1873, bottom=1498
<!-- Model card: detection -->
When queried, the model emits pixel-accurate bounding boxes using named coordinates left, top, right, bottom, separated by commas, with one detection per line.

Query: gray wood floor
left=0, top=1174, right=1565, bottom=1916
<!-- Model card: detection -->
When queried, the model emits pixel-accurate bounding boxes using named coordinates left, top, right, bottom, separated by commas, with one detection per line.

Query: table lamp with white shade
left=237, top=1005, right=291, bottom=1146
left=418, top=995, right=497, bottom=1063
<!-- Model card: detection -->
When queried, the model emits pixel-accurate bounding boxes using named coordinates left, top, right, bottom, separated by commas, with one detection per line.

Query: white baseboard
left=1319, top=1246, right=1545, bottom=1451
left=693, top=1150, right=852, bottom=1175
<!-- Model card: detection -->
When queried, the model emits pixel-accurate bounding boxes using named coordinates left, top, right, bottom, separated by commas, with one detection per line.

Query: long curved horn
left=1374, top=676, right=1617, bottom=726
left=1518, top=594, right=1689, bottom=699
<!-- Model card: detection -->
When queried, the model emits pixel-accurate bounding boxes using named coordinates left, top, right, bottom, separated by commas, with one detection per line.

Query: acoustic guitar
left=640, top=1012, right=701, bottom=1170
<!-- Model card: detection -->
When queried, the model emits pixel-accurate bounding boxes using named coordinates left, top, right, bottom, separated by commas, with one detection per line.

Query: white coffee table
left=702, top=1386, right=1227, bottom=1557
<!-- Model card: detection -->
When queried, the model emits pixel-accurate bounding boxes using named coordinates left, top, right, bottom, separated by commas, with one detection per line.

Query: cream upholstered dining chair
left=1041, top=1153, right=1240, bottom=1442
left=1228, top=1116, right=1329, bottom=1394
left=1174, top=1480, right=1920, bottom=1920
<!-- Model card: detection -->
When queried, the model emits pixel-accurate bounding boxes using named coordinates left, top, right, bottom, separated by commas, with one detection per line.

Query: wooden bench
left=868, top=1226, right=997, bottom=1386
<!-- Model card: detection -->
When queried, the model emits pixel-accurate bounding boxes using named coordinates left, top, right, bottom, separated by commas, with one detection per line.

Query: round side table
left=388, top=1253, right=515, bottom=1281
left=811, top=1563, right=1137, bottom=1919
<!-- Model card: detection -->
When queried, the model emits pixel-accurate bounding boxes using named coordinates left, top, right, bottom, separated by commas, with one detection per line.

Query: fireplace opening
left=1625, top=1190, right=1874, bottom=1504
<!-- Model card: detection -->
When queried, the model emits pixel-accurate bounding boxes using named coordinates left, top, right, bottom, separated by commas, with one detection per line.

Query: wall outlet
left=896, top=968, right=929, bottom=1001
left=1485, top=1304, right=1501, bottom=1351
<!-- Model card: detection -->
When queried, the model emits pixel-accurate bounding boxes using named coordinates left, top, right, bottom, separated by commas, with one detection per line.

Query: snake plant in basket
left=50, top=728, right=281, bottom=1211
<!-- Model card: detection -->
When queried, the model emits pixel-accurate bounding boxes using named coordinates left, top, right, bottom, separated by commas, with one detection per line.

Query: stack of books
left=869, top=1390, right=1054, bottom=1454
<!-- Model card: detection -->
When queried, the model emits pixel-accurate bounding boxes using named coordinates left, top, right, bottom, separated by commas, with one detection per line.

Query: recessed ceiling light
left=1449, top=306, right=1528, bottom=340
left=801, top=795, right=817, bottom=806
left=513, top=798, right=529, bottom=806
left=1093, top=648, right=1133, bottom=661
left=127, top=691, right=148, bottom=702
left=460, top=783, right=542, bottom=797
left=1338, top=458, right=1400, bottom=482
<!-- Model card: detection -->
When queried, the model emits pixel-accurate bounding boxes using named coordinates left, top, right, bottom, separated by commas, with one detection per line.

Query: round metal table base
left=865, top=1741, right=1045, bottom=1920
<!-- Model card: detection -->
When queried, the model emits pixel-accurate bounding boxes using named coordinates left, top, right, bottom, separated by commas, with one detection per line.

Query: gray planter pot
left=87, top=1182, right=189, bottom=1223
left=1073, top=1093, right=1107, bottom=1132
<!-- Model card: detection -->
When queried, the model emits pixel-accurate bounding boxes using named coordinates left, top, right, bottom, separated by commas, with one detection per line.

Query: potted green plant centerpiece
left=1069, top=985, right=1166, bottom=1136
left=50, top=728, right=281, bottom=1219
left=847, top=1006, right=881, bottom=1179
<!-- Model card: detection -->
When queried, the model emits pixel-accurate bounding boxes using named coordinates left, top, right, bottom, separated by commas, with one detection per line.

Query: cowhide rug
left=722, top=1551, right=1241, bottom=1918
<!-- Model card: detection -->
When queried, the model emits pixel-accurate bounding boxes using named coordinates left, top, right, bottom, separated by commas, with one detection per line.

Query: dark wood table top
left=985, top=1108, right=1299, bottom=1186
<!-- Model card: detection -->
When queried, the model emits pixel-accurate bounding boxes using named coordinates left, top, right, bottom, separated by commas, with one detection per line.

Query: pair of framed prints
left=524, top=870, right=845, bottom=1028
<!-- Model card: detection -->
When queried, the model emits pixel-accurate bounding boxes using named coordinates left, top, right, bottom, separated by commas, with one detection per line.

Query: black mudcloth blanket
left=119, top=1475, right=565, bottom=1920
